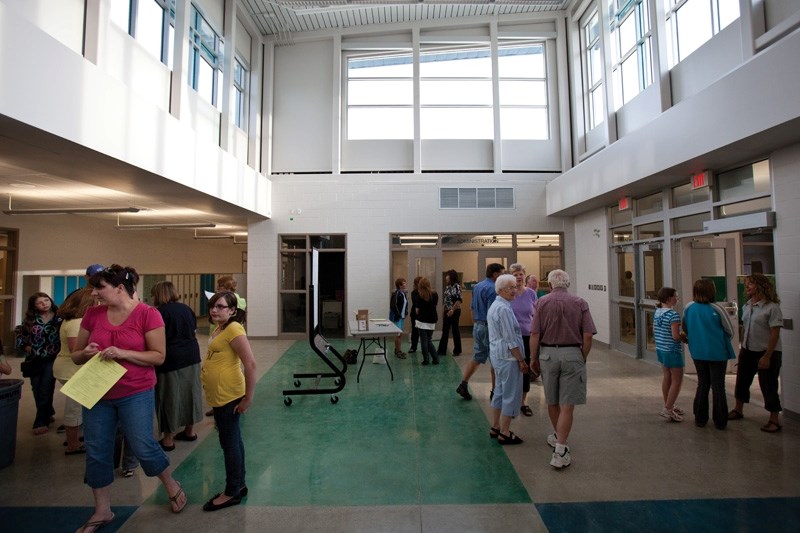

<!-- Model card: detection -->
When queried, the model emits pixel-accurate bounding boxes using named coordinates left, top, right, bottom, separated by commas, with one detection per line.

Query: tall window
left=581, top=9, right=604, bottom=130
left=346, top=52, right=413, bottom=140
left=110, top=0, right=175, bottom=68
left=609, top=0, right=653, bottom=110
left=189, top=6, right=223, bottom=108
left=498, top=43, right=548, bottom=140
left=345, top=42, right=549, bottom=141
left=419, top=47, right=493, bottom=139
left=664, top=0, right=740, bottom=66
left=233, top=58, right=248, bottom=129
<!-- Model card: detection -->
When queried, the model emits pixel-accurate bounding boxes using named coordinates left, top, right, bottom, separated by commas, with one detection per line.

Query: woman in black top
left=151, top=281, right=204, bottom=450
left=437, top=269, right=463, bottom=356
left=413, top=277, right=439, bottom=365
left=16, top=292, right=62, bottom=435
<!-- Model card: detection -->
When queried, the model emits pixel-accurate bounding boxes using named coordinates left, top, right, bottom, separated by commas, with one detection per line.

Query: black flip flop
left=65, top=446, right=87, bottom=456
left=174, top=431, right=198, bottom=442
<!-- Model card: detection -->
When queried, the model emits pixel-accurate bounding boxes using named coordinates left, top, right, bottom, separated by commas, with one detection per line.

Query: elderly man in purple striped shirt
left=531, top=269, right=596, bottom=469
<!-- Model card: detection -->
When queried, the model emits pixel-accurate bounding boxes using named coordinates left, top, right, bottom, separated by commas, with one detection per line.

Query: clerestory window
left=189, top=6, right=223, bottom=109
left=609, top=0, right=653, bottom=110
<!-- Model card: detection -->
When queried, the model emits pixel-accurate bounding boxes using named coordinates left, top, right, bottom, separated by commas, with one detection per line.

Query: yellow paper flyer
left=60, top=353, right=127, bottom=409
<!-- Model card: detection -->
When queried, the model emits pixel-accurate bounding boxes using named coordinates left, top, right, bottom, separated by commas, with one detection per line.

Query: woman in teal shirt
left=682, top=279, right=736, bottom=430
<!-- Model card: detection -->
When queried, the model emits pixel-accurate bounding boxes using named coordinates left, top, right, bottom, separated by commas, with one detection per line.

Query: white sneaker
left=546, top=433, right=557, bottom=448
left=550, top=449, right=571, bottom=469
left=659, top=408, right=671, bottom=419
left=667, top=408, right=683, bottom=422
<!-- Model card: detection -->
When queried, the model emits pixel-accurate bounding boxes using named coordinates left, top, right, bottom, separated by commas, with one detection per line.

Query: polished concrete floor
left=0, top=334, right=798, bottom=532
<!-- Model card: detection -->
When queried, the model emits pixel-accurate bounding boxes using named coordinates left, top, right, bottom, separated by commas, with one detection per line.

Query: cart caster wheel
left=330, top=395, right=339, bottom=404
left=284, top=397, right=292, bottom=406
left=294, top=379, right=301, bottom=388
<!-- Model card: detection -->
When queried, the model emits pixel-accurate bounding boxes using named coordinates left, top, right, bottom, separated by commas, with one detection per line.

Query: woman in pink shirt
left=71, top=265, right=186, bottom=532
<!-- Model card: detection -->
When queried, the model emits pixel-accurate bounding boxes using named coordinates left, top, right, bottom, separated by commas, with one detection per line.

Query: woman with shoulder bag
left=683, top=279, right=736, bottom=430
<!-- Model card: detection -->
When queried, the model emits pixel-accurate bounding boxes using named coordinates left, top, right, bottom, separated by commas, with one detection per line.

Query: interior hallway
left=0, top=334, right=798, bottom=532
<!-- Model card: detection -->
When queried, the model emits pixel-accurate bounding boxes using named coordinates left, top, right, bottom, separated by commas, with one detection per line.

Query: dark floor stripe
left=536, top=497, right=800, bottom=532
left=0, top=506, right=137, bottom=533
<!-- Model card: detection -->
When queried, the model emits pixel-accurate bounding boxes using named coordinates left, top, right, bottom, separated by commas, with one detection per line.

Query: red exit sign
left=692, top=170, right=711, bottom=189
left=618, top=196, right=631, bottom=211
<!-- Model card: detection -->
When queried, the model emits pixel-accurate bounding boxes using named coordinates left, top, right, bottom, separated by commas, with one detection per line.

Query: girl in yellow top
left=201, top=291, right=256, bottom=512
left=54, top=288, right=96, bottom=454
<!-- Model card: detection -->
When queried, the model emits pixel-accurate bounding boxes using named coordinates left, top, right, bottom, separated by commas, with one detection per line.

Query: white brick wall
left=247, top=173, right=574, bottom=337
left=772, top=142, right=800, bottom=417
left=575, top=209, right=611, bottom=345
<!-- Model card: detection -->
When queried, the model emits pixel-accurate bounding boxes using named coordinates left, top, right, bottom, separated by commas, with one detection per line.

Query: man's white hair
left=494, top=274, right=517, bottom=294
left=547, top=269, right=570, bottom=289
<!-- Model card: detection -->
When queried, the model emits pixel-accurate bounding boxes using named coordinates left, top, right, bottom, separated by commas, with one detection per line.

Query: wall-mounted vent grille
left=440, top=188, right=514, bottom=209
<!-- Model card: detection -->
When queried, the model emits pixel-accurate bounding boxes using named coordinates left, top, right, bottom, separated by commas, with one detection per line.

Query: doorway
left=278, top=235, right=346, bottom=337
left=610, top=241, right=663, bottom=360
left=0, top=230, right=17, bottom=353
left=639, top=243, right=664, bottom=362
left=677, top=237, right=740, bottom=372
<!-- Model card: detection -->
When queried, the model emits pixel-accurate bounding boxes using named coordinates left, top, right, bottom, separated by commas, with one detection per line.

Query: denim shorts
left=657, top=349, right=685, bottom=369
left=472, top=322, right=489, bottom=364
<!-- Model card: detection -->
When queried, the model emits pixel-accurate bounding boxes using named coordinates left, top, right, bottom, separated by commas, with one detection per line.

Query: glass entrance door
left=639, top=243, right=664, bottom=362
left=611, top=242, right=663, bottom=359
left=612, top=246, right=636, bottom=355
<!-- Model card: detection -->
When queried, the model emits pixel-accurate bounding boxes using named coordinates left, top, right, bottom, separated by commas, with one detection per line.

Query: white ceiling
left=0, top=115, right=255, bottom=236
left=0, top=1, right=571, bottom=237
left=242, top=1, right=570, bottom=38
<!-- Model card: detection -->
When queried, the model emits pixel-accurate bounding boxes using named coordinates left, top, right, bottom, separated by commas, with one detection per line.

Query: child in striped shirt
left=654, top=287, right=687, bottom=422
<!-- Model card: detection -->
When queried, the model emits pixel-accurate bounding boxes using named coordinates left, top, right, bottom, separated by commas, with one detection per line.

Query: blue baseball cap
left=86, top=263, right=105, bottom=276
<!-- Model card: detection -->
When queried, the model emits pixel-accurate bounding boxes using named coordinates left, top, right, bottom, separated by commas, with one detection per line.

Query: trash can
left=0, top=379, right=24, bottom=469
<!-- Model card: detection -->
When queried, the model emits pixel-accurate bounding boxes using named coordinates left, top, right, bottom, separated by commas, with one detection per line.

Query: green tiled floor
left=162, top=341, right=531, bottom=507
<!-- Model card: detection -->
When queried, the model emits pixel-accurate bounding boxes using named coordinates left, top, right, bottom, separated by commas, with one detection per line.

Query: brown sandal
left=760, top=421, right=782, bottom=433
left=727, top=409, right=743, bottom=420
left=169, top=482, right=187, bottom=513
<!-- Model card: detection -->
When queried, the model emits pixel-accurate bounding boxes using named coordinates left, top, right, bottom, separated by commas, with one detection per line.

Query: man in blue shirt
left=456, top=263, right=505, bottom=400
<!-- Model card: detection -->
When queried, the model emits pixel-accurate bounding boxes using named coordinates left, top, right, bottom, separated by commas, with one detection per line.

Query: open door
left=678, top=237, right=739, bottom=372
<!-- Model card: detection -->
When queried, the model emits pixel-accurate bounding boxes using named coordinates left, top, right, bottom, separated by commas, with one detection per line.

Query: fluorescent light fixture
left=193, top=234, right=233, bottom=240
left=116, top=222, right=216, bottom=230
left=399, top=235, right=438, bottom=246
left=3, top=206, right=141, bottom=215
left=193, top=230, right=248, bottom=243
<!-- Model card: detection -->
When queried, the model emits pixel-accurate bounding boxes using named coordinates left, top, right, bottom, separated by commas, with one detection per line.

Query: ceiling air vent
left=440, top=187, right=514, bottom=209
